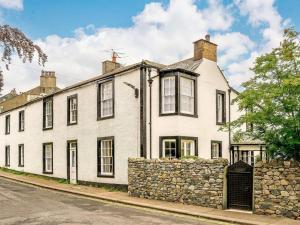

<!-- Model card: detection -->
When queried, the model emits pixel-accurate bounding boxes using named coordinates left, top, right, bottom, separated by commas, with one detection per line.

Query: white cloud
left=0, top=0, right=23, bottom=10
left=0, top=0, right=288, bottom=94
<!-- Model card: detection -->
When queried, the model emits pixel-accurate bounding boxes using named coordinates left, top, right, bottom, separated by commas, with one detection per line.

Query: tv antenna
left=103, top=49, right=127, bottom=63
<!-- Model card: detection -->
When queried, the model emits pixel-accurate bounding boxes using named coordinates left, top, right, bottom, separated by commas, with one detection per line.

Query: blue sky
left=0, top=0, right=299, bottom=93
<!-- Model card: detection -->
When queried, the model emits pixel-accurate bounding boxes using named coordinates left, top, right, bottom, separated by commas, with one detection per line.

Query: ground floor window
left=211, top=141, right=222, bottom=159
left=18, top=144, right=24, bottom=167
left=97, top=137, right=114, bottom=177
left=5, top=145, right=10, bottom=166
left=43, top=143, right=53, bottom=174
left=160, top=136, right=198, bottom=159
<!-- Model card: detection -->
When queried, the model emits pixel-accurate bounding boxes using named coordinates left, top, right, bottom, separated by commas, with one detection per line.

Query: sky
left=0, top=0, right=299, bottom=94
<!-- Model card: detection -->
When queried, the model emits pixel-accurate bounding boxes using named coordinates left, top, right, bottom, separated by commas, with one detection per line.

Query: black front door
left=227, top=160, right=253, bottom=210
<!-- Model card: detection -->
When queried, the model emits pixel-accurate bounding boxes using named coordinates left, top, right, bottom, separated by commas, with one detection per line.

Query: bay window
left=181, top=139, right=195, bottom=157
left=160, top=71, right=197, bottom=116
left=162, top=139, right=177, bottom=158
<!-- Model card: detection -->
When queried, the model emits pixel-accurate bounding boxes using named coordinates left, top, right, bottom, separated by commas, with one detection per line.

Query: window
left=18, top=144, right=24, bottom=167
left=211, top=141, right=222, bottom=159
left=162, top=139, right=177, bottom=158
left=180, top=77, right=194, bottom=114
left=5, top=115, right=10, bottom=134
left=216, top=90, right=226, bottom=124
left=160, top=136, right=198, bottom=159
left=160, top=72, right=197, bottom=116
left=5, top=145, right=10, bottom=166
left=67, top=95, right=78, bottom=125
left=98, top=80, right=114, bottom=119
left=43, top=98, right=53, bottom=129
left=19, top=110, right=25, bottom=131
left=162, top=76, right=176, bottom=113
left=43, top=143, right=53, bottom=174
left=181, top=139, right=195, bottom=157
left=97, top=137, right=114, bottom=177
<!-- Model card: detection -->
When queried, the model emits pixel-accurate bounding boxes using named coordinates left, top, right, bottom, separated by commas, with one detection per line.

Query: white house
left=0, top=35, right=264, bottom=186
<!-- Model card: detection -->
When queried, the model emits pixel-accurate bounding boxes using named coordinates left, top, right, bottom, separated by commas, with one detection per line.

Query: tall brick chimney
left=193, top=34, right=217, bottom=62
left=102, top=60, right=121, bottom=74
left=40, top=70, right=56, bottom=88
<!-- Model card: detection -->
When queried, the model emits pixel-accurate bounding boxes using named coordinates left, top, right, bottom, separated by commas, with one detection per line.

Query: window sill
left=67, top=122, right=78, bottom=126
left=97, top=115, right=114, bottom=121
left=18, top=129, right=24, bottom=132
left=18, top=165, right=24, bottom=167
left=43, top=127, right=53, bottom=131
left=216, top=122, right=226, bottom=125
left=159, top=112, right=198, bottom=118
left=97, top=174, right=115, bottom=178
left=43, top=171, right=53, bottom=174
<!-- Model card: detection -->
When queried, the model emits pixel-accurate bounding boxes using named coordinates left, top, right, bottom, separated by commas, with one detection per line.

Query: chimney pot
left=205, top=34, right=210, bottom=41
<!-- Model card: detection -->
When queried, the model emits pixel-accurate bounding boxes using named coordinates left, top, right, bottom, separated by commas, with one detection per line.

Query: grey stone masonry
left=254, top=160, right=300, bottom=220
left=128, top=158, right=228, bottom=209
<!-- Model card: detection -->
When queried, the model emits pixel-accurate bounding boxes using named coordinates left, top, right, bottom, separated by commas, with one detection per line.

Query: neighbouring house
left=0, top=35, right=265, bottom=186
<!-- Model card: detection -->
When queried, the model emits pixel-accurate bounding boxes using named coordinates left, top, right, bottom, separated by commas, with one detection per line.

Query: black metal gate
left=227, top=160, right=253, bottom=210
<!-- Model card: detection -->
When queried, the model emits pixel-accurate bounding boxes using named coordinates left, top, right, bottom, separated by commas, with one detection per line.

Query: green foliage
left=231, top=28, right=300, bottom=161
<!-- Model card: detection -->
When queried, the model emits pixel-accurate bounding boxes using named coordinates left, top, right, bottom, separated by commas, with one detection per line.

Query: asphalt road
left=0, top=177, right=233, bottom=225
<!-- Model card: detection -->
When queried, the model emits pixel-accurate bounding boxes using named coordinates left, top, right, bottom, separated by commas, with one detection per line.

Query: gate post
left=223, top=165, right=228, bottom=209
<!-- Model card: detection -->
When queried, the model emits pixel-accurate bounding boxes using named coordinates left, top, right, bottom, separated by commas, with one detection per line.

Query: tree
left=0, top=25, right=47, bottom=93
left=230, top=28, right=300, bottom=161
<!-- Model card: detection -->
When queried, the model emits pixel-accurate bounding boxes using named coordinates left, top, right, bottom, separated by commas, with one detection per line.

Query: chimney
left=102, top=60, right=121, bottom=74
left=193, top=34, right=217, bottom=62
left=40, top=70, right=56, bottom=88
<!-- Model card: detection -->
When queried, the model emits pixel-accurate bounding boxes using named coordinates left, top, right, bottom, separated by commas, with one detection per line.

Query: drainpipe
left=228, top=88, right=232, bottom=164
left=147, top=68, right=153, bottom=159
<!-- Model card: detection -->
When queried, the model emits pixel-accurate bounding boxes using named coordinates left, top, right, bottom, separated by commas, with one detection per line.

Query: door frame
left=67, top=140, right=78, bottom=183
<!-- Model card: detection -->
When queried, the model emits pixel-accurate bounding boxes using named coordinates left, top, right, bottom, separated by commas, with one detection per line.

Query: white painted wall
left=147, top=59, right=231, bottom=160
left=0, top=69, right=141, bottom=185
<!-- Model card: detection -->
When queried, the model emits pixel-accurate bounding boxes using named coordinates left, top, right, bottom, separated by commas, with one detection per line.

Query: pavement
left=0, top=170, right=299, bottom=225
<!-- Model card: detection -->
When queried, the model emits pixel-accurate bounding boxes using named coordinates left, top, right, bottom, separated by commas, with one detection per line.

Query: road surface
left=0, top=177, right=233, bottom=225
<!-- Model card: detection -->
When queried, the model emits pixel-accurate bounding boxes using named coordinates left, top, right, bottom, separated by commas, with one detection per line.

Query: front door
left=68, top=142, right=77, bottom=184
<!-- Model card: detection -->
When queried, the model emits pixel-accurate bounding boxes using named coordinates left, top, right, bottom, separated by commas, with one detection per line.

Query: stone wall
left=128, top=158, right=228, bottom=209
left=254, top=160, right=300, bottom=220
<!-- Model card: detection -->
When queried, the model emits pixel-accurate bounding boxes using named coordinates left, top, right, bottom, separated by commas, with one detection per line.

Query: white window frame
left=211, top=142, right=221, bottom=159
left=5, top=115, right=10, bottom=134
left=162, top=139, right=177, bottom=159
left=99, top=138, right=114, bottom=176
left=69, top=97, right=77, bottom=124
left=19, top=111, right=25, bottom=131
left=44, top=100, right=53, bottom=129
left=181, top=139, right=195, bottom=157
left=100, top=81, right=113, bottom=118
left=5, top=146, right=10, bottom=166
left=44, top=144, right=53, bottom=173
left=180, top=77, right=195, bottom=114
left=162, top=76, right=176, bottom=114
left=19, top=144, right=24, bottom=167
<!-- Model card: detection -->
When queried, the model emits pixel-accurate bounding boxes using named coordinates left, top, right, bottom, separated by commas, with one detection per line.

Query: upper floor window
left=5, top=115, right=10, bottom=134
left=67, top=94, right=78, bottom=125
left=160, top=72, right=197, bottom=117
left=180, top=77, right=195, bottom=114
left=211, top=141, right=222, bottom=159
left=162, top=76, right=176, bottom=113
left=97, top=137, right=114, bottom=177
left=98, top=80, right=114, bottom=120
left=19, top=110, right=25, bottom=131
left=160, top=136, right=198, bottom=159
left=216, top=90, right=226, bottom=125
left=43, top=98, right=53, bottom=129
